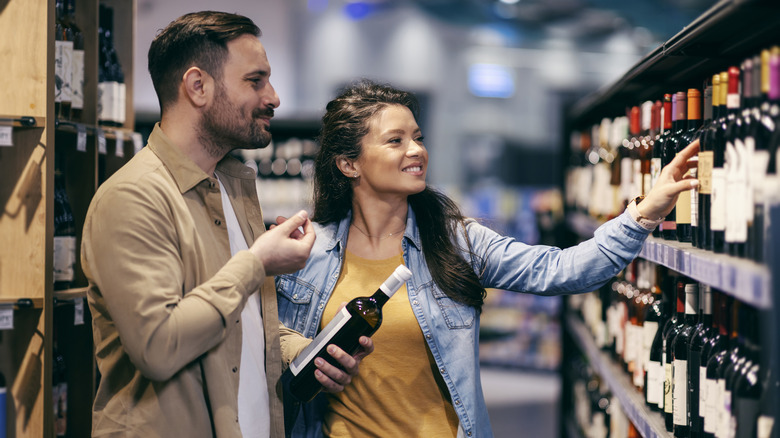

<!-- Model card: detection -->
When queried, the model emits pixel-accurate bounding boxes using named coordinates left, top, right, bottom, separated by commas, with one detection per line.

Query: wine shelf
left=639, top=236, right=771, bottom=309
left=566, top=313, right=672, bottom=438
left=0, top=115, right=44, bottom=128
left=568, top=0, right=780, bottom=126
left=566, top=212, right=772, bottom=310
left=0, top=297, right=44, bottom=309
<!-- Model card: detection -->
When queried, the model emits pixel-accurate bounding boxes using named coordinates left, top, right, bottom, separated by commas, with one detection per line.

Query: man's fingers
left=274, top=210, right=309, bottom=237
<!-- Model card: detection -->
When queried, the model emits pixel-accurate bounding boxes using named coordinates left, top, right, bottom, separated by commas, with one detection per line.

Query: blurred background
left=132, top=1, right=714, bottom=437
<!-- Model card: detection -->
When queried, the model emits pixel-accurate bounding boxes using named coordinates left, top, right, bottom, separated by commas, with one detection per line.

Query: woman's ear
left=181, top=67, right=212, bottom=108
left=336, top=157, right=360, bottom=179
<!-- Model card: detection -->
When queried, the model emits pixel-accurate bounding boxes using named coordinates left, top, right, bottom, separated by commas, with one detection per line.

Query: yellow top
left=322, top=251, right=459, bottom=437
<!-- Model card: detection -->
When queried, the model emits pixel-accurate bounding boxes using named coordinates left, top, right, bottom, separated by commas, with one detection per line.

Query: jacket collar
left=325, top=206, right=423, bottom=253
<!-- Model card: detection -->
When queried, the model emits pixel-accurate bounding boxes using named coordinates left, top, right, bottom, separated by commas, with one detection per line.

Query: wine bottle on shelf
left=284, top=265, right=412, bottom=402
left=54, top=0, right=73, bottom=120
left=661, top=93, right=678, bottom=240
left=703, top=294, right=730, bottom=438
left=53, top=165, right=76, bottom=291
left=741, top=57, right=761, bottom=261
left=725, top=64, right=748, bottom=258
left=688, top=285, right=716, bottom=438
left=754, top=366, right=776, bottom=438
left=629, top=106, right=643, bottom=200
left=66, top=0, right=84, bottom=122
left=98, top=5, right=124, bottom=127
left=676, top=89, right=701, bottom=243
left=639, top=101, right=655, bottom=198
left=673, top=282, right=698, bottom=437
left=645, top=265, right=669, bottom=411
left=751, top=47, right=780, bottom=263
left=711, top=71, right=731, bottom=254
left=650, top=99, right=665, bottom=238
left=0, top=370, right=6, bottom=438
left=732, top=305, right=762, bottom=438
left=665, top=278, right=688, bottom=431
left=52, top=339, right=68, bottom=437
left=698, top=80, right=716, bottom=251
left=717, top=300, right=744, bottom=438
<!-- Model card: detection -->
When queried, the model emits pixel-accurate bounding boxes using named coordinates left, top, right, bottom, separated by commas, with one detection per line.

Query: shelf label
left=0, top=306, right=13, bottom=330
left=132, top=133, right=143, bottom=155
left=115, top=131, right=124, bottom=158
left=74, top=298, right=84, bottom=325
left=97, top=128, right=107, bottom=155
left=0, top=126, right=12, bottom=146
left=76, top=124, right=87, bottom=152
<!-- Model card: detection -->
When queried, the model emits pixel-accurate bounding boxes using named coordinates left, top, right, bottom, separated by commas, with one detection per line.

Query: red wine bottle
left=285, top=265, right=412, bottom=403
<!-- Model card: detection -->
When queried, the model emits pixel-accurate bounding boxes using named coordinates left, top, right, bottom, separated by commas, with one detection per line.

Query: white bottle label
left=289, top=307, right=351, bottom=376
left=55, top=40, right=74, bottom=104
left=704, top=378, right=718, bottom=433
left=665, top=362, right=674, bottom=414
left=757, top=415, right=775, bottom=438
left=699, top=366, right=708, bottom=417
left=53, top=236, right=76, bottom=282
left=673, top=358, right=688, bottom=425
left=646, top=361, right=663, bottom=405
left=711, top=167, right=726, bottom=230
left=71, top=49, right=85, bottom=111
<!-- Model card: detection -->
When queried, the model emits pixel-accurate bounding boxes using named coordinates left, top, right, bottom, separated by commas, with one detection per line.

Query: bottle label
left=673, top=358, right=688, bottom=425
left=650, top=157, right=662, bottom=191
left=289, top=307, right=351, bottom=376
left=711, top=167, right=726, bottom=230
left=704, top=377, right=718, bottom=433
left=71, top=49, right=85, bottom=111
left=642, top=321, right=658, bottom=368
left=664, top=362, right=673, bottom=414
left=751, top=149, right=770, bottom=205
left=698, top=151, right=714, bottom=194
left=676, top=161, right=693, bottom=225
left=699, top=366, right=708, bottom=417
left=646, top=361, right=663, bottom=405
left=55, top=40, right=74, bottom=104
left=690, top=165, right=698, bottom=227
left=53, top=236, right=76, bottom=283
left=757, top=415, right=775, bottom=438
left=98, top=81, right=117, bottom=123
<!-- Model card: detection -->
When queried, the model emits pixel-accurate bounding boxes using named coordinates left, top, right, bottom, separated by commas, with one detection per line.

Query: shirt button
left=455, top=399, right=461, bottom=406
left=236, top=319, right=240, bottom=324
left=413, top=300, right=419, bottom=306
left=293, top=294, right=298, bottom=299
left=467, top=432, right=472, bottom=437
left=214, top=219, right=222, bottom=226
left=440, top=367, right=446, bottom=374
left=426, top=334, right=431, bottom=339
left=232, top=367, right=238, bottom=373
left=209, top=181, right=216, bottom=189
left=318, top=303, right=324, bottom=309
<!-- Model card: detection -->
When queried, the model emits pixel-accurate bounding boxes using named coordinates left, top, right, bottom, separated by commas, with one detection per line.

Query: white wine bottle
left=286, top=264, right=412, bottom=403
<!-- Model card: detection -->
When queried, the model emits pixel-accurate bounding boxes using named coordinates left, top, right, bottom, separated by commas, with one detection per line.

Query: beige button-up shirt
left=82, top=124, right=309, bottom=437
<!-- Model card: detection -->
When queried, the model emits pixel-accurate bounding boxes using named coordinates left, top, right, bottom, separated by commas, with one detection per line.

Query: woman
left=277, top=80, right=699, bottom=437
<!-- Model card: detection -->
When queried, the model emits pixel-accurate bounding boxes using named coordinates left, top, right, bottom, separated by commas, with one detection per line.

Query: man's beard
left=198, top=86, right=273, bottom=159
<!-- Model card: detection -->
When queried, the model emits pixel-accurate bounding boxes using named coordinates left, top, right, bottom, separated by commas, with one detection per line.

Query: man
left=81, top=11, right=372, bottom=437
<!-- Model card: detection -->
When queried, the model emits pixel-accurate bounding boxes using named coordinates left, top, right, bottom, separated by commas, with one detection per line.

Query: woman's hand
left=313, top=336, right=374, bottom=394
left=638, top=139, right=700, bottom=220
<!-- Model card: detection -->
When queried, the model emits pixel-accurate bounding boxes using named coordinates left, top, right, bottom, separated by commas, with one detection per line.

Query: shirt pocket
left=421, top=280, right=475, bottom=329
left=276, top=275, right=316, bottom=333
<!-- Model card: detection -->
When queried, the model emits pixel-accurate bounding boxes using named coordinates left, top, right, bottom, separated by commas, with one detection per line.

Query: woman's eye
left=416, top=136, right=425, bottom=143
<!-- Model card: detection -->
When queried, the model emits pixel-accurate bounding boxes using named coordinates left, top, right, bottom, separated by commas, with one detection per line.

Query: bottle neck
left=371, top=288, right=391, bottom=307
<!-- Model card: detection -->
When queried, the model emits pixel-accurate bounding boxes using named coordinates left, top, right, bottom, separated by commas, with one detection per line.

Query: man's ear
left=336, top=157, right=359, bottom=179
left=181, top=67, right=212, bottom=108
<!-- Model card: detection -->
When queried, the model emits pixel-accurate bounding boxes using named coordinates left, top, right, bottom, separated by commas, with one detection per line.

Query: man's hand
left=249, top=210, right=315, bottom=276
left=639, top=139, right=700, bottom=220
left=314, top=336, right=374, bottom=394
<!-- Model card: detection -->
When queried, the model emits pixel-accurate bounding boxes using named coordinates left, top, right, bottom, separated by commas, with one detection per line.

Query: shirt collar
left=147, top=123, right=256, bottom=193
left=327, top=207, right=422, bottom=252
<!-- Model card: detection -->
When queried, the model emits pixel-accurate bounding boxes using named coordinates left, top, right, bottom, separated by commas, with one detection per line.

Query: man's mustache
left=253, top=108, right=274, bottom=119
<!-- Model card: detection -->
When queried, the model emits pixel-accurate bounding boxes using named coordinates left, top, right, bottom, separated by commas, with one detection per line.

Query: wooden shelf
left=53, top=288, right=88, bottom=302
left=566, top=314, right=672, bottom=438
left=0, top=297, right=44, bottom=309
left=0, top=115, right=45, bottom=128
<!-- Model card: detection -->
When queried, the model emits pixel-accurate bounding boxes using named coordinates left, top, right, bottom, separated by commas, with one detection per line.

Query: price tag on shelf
left=0, top=126, right=12, bottom=146
left=97, top=128, right=107, bottom=155
left=73, top=298, right=84, bottom=325
left=115, top=130, right=124, bottom=158
left=132, top=132, right=144, bottom=155
left=0, top=306, right=13, bottom=330
left=76, top=124, right=87, bottom=152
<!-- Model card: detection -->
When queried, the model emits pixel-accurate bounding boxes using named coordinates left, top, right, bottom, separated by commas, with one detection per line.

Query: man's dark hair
left=148, top=11, right=260, bottom=114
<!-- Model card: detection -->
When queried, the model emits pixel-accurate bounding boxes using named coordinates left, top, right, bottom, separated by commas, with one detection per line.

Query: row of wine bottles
left=569, top=356, right=644, bottom=438
left=238, top=138, right=318, bottom=224
left=565, top=45, right=780, bottom=262
left=570, top=258, right=777, bottom=438
left=55, top=0, right=126, bottom=126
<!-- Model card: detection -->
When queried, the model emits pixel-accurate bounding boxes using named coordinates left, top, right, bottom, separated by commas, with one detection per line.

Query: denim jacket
left=276, top=208, right=650, bottom=437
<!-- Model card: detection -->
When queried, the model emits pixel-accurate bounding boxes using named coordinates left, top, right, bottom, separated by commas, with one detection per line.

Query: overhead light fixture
left=498, top=0, right=521, bottom=5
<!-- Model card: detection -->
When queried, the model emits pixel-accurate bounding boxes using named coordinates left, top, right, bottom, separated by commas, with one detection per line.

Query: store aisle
left=482, top=368, right=561, bottom=438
